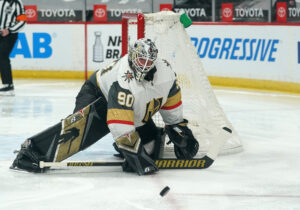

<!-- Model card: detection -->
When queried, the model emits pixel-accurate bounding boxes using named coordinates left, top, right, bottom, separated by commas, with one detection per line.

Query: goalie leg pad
left=11, top=97, right=110, bottom=170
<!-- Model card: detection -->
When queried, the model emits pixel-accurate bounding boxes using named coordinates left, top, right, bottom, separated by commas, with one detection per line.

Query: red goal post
left=121, top=13, right=145, bottom=56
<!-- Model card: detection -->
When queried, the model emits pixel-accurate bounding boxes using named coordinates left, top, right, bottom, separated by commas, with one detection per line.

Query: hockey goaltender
left=11, top=38, right=200, bottom=175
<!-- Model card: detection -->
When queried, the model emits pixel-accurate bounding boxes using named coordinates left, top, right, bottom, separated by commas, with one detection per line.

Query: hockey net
left=122, top=11, right=242, bottom=158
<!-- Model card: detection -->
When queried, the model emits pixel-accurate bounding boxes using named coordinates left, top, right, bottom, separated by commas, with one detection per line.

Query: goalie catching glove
left=165, top=119, right=199, bottom=159
left=115, top=131, right=158, bottom=175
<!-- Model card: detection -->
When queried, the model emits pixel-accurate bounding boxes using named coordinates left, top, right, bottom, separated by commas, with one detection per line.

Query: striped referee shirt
left=0, top=0, right=26, bottom=33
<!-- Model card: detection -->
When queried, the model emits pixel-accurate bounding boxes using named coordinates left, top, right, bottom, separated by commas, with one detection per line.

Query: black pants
left=74, top=79, right=158, bottom=144
left=0, top=33, right=18, bottom=85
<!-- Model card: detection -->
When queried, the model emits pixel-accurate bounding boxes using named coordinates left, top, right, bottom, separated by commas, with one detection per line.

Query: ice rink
left=0, top=79, right=300, bottom=210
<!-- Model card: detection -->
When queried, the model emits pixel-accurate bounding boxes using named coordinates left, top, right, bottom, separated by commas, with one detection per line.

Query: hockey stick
left=39, top=127, right=231, bottom=170
left=40, top=156, right=214, bottom=170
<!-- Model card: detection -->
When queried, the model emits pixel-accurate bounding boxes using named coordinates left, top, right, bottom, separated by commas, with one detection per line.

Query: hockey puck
left=160, top=186, right=170, bottom=197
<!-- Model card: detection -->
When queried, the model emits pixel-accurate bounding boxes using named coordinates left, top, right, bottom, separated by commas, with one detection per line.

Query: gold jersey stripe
left=107, top=108, right=134, bottom=123
left=162, top=90, right=182, bottom=108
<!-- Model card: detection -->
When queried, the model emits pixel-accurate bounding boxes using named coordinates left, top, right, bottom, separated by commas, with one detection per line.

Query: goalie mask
left=128, top=38, right=158, bottom=81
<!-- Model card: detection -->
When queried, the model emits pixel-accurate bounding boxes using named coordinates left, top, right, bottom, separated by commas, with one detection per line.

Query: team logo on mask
left=122, top=70, right=134, bottom=83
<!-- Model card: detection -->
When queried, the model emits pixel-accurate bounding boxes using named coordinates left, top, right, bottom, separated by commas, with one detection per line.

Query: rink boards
left=9, top=23, right=300, bottom=93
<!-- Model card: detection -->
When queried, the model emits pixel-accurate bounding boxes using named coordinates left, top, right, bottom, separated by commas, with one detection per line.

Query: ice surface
left=1, top=80, right=300, bottom=210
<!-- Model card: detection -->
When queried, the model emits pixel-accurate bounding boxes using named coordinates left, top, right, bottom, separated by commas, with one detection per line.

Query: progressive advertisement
left=187, top=24, right=300, bottom=83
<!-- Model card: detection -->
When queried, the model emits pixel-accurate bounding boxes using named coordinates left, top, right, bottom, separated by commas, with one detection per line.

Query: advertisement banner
left=87, top=24, right=122, bottom=71
left=216, top=0, right=269, bottom=22
left=286, top=0, right=300, bottom=22
left=277, top=2, right=287, bottom=22
left=10, top=24, right=85, bottom=71
left=173, top=0, right=212, bottom=21
left=221, top=3, right=233, bottom=22
left=11, top=23, right=300, bottom=86
left=186, top=24, right=300, bottom=83
left=87, top=1, right=151, bottom=22
left=24, top=5, right=38, bottom=22
left=37, top=9, right=82, bottom=22
left=272, top=0, right=300, bottom=22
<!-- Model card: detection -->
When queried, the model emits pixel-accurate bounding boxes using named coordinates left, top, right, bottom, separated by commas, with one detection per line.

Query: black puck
left=160, top=186, right=170, bottom=197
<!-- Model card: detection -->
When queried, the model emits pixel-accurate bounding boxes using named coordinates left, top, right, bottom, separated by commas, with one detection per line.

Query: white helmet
left=128, top=38, right=158, bottom=81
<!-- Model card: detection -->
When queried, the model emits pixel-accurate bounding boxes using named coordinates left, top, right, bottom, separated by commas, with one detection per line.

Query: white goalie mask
left=128, top=38, right=158, bottom=81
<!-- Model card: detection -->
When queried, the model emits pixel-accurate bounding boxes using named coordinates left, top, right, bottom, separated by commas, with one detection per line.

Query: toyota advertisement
left=24, top=5, right=82, bottom=22
left=218, top=0, right=269, bottom=22
left=273, top=0, right=300, bottom=22
left=23, top=1, right=300, bottom=23
left=90, top=2, right=151, bottom=22
left=173, top=0, right=212, bottom=21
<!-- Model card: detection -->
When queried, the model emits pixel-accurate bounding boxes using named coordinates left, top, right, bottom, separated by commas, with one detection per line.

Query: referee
left=0, top=0, right=26, bottom=96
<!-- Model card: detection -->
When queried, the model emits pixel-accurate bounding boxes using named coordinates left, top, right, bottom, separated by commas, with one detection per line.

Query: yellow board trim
left=209, top=76, right=300, bottom=95
left=10, top=70, right=300, bottom=95
left=12, top=70, right=94, bottom=80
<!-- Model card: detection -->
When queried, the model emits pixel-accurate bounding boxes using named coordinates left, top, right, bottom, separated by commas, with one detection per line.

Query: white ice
left=0, top=79, right=300, bottom=210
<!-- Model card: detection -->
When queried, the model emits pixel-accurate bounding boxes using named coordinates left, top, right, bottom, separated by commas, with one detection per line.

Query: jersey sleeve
left=9, top=0, right=26, bottom=33
left=106, top=81, right=135, bottom=139
left=159, top=79, right=184, bottom=125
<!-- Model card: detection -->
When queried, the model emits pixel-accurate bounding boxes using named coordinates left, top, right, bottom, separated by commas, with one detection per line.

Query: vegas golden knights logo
left=142, top=97, right=163, bottom=123
left=54, top=106, right=91, bottom=162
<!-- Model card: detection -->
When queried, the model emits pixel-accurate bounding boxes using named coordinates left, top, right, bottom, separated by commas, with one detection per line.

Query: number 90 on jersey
left=118, top=92, right=134, bottom=108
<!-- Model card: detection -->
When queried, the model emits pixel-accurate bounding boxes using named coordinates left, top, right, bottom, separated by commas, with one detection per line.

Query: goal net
left=122, top=11, right=242, bottom=158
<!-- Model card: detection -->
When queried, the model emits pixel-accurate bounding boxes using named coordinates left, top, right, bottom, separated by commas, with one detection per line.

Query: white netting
left=143, top=11, right=242, bottom=157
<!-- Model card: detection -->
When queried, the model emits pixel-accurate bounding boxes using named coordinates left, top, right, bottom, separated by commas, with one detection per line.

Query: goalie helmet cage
left=121, top=11, right=242, bottom=157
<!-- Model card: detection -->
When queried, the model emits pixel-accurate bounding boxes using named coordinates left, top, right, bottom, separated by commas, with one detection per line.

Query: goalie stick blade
left=40, top=156, right=214, bottom=170
left=155, top=156, right=214, bottom=169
